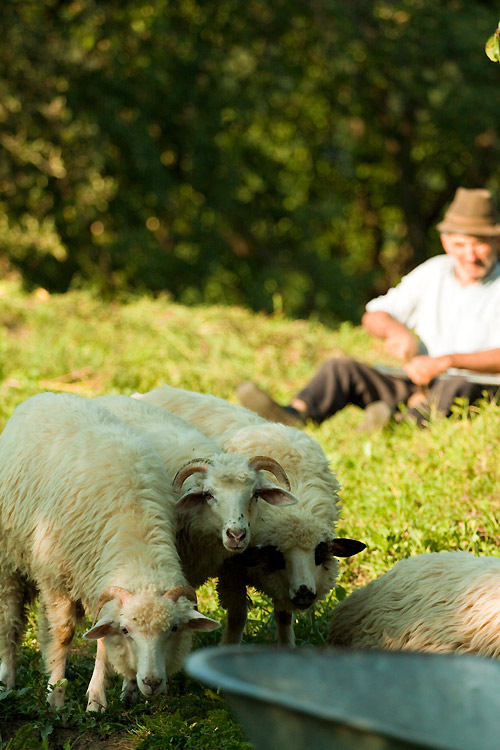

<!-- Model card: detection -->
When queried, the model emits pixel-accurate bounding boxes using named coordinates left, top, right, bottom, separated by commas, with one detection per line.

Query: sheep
left=133, top=383, right=269, bottom=438
left=94, top=394, right=298, bottom=586
left=134, top=384, right=366, bottom=646
left=0, top=392, right=219, bottom=711
left=327, top=551, right=500, bottom=657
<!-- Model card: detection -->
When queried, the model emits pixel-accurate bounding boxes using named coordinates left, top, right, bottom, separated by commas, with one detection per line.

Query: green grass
left=0, top=277, right=499, bottom=748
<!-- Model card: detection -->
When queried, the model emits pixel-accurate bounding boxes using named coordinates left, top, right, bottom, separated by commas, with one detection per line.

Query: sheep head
left=245, top=509, right=367, bottom=612
left=173, top=453, right=299, bottom=553
left=83, top=584, right=219, bottom=699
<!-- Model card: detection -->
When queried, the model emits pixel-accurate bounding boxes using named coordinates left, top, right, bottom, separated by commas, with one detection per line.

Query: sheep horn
left=93, top=586, right=133, bottom=622
left=248, top=456, right=291, bottom=490
left=164, top=585, right=198, bottom=605
left=172, top=459, right=213, bottom=493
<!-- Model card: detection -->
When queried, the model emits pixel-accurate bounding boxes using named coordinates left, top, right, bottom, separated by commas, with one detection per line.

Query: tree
left=486, top=18, right=500, bottom=62
left=1, top=0, right=499, bottom=323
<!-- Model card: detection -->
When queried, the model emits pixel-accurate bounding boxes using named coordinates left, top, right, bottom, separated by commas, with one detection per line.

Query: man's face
left=441, top=232, right=499, bottom=284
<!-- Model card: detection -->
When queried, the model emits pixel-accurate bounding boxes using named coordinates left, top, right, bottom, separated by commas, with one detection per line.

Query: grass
left=0, top=277, right=499, bottom=748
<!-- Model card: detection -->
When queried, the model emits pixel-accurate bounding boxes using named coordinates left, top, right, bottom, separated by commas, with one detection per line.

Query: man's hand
left=404, top=355, right=452, bottom=386
left=362, top=311, right=419, bottom=362
left=384, top=331, right=419, bottom=361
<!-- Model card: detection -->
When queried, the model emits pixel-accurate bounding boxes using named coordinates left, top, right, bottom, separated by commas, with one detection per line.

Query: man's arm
left=404, top=349, right=500, bottom=386
left=361, top=310, right=419, bottom=361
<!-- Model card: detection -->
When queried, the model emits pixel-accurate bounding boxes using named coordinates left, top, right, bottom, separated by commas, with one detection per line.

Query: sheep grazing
left=94, top=395, right=298, bottom=586
left=134, top=384, right=365, bottom=646
left=85, top=583, right=216, bottom=711
left=327, top=551, right=500, bottom=657
left=0, top=392, right=219, bottom=711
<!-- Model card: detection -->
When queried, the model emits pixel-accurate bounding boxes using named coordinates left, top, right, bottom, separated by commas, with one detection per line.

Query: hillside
left=0, top=279, right=499, bottom=749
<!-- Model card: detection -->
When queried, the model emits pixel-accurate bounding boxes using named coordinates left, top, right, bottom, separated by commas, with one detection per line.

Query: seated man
left=238, top=187, right=500, bottom=428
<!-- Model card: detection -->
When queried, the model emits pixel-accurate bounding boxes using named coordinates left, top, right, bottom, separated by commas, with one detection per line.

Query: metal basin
left=186, top=645, right=500, bottom=750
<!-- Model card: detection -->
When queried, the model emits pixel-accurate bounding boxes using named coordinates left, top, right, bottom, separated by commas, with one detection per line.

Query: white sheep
left=0, top=392, right=219, bottom=711
left=327, top=551, right=500, bottom=656
left=94, top=394, right=298, bottom=585
left=134, top=384, right=365, bottom=646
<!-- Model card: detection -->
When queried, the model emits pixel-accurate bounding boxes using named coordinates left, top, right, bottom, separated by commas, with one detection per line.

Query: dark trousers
left=296, top=357, right=499, bottom=424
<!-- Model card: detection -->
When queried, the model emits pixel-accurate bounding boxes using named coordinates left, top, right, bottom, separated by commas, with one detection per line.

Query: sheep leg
left=38, top=593, right=76, bottom=708
left=275, top=609, right=295, bottom=647
left=0, top=566, right=27, bottom=690
left=217, top=569, right=249, bottom=644
left=221, top=601, right=248, bottom=644
left=86, top=638, right=109, bottom=712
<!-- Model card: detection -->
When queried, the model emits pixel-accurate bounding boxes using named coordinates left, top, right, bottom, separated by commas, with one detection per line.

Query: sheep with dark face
left=217, top=536, right=365, bottom=646
left=0, top=392, right=219, bottom=711
left=134, top=385, right=365, bottom=645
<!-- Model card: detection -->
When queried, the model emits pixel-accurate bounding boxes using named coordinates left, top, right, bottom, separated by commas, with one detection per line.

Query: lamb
left=0, top=392, right=219, bottom=711
left=94, top=394, right=298, bottom=586
left=327, top=551, right=500, bottom=656
left=134, top=384, right=365, bottom=646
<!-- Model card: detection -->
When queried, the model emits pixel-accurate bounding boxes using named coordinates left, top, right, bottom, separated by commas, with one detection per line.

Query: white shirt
left=365, top=255, right=500, bottom=363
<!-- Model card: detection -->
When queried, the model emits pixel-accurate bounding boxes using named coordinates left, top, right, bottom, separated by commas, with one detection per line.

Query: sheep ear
left=83, top=618, right=115, bottom=640
left=186, top=610, right=221, bottom=631
left=329, top=538, right=366, bottom=557
left=255, top=485, right=298, bottom=507
left=176, top=491, right=209, bottom=510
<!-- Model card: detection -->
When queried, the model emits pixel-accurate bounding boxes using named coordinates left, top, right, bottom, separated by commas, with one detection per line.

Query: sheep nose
left=142, top=676, right=163, bottom=693
left=291, top=585, right=316, bottom=610
left=226, top=528, right=247, bottom=544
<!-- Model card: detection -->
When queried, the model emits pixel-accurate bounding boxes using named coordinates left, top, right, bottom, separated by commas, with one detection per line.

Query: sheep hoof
left=47, top=678, right=68, bottom=709
left=86, top=698, right=107, bottom=712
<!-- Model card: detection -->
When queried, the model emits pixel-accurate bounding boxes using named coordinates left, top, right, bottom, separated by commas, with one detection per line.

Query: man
left=238, top=187, right=500, bottom=428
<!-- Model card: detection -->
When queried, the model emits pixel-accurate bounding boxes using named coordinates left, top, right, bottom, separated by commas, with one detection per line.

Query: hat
left=436, top=188, right=500, bottom=236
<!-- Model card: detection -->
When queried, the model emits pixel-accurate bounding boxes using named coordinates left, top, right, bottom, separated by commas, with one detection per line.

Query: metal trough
left=186, top=645, right=500, bottom=750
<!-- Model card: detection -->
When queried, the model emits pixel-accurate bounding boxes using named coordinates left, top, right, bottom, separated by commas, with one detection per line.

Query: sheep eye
left=171, top=624, right=178, bottom=632
left=121, top=627, right=129, bottom=635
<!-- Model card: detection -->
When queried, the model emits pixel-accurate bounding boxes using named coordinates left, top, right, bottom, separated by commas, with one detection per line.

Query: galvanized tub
left=186, top=645, right=500, bottom=750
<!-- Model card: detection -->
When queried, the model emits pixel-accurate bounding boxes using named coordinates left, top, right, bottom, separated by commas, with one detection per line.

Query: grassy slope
left=0, top=279, right=499, bottom=749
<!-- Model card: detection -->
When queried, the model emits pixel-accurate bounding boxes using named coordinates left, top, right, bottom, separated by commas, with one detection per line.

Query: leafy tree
left=1, top=0, right=499, bottom=323
left=486, top=18, right=500, bottom=62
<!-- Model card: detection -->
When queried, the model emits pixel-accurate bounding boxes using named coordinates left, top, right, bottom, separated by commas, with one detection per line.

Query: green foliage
left=0, top=282, right=499, bottom=746
left=1, top=1, right=500, bottom=323
left=485, top=19, right=500, bottom=62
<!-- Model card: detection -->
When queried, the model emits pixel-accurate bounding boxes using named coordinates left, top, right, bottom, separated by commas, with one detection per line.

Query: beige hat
left=436, top=187, right=500, bottom=236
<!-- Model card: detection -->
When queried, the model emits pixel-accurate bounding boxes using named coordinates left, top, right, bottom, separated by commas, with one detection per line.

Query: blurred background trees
left=1, top=0, right=499, bottom=324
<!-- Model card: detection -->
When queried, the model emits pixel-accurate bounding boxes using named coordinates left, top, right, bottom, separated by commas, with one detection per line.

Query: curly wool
left=121, top=587, right=177, bottom=635
left=253, top=510, right=332, bottom=552
left=119, top=586, right=196, bottom=632
left=327, top=551, right=500, bottom=657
